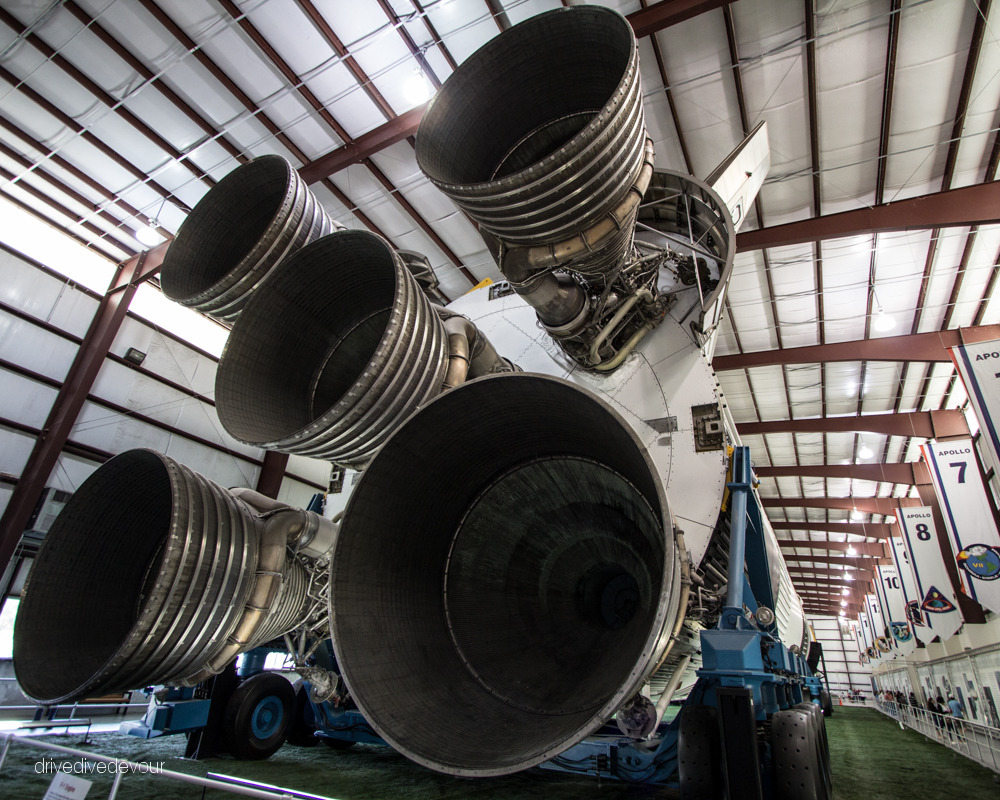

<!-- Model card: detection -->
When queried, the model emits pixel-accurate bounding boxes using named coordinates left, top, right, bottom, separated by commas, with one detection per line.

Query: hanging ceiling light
left=840, top=600, right=847, bottom=607
left=136, top=219, right=164, bottom=247
left=851, top=509, right=863, bottom=521
left=847, top=545, right=857, bottom=555
left=858, top=442, right=874, bottom=459
left=839, top=610, right=846, bottom=617
left=845, top=572, right=854, bottom=581
left=842, top=587, right=849, bottom=596
left=403, top=68, right=431, bottom=104
left=873, top=304, right=896, bottom=332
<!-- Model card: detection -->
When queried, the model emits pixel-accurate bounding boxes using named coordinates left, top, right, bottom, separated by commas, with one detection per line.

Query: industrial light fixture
left=858, top=441, right=874, bottom=459
left=873, top=305, right=896, bottom=332
left=839, top=610, right=846, bottom=617
left=847, top=545, right=857, bottom=555
left=136, top=198, right=166, bottom=247
left=136, top=220, right=164, bottom=247
left=845, top=572, right=854, bottom=581
left=403, top=67, right=432, bottom=104
left=851, top=509, right=863, bottom=521
left=840, top=600, right=847, bottom=607
left=842, top=587, right=849, bottom=596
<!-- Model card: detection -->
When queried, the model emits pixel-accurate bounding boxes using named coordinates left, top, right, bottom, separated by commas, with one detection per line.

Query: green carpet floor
left=0, top=706, right=995, bottom=798
left=826, top=706, right=997, bottom=799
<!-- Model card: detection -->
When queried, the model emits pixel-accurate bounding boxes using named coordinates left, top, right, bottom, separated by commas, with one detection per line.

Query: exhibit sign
left=895, top=506, right=964, bottom=640
left=922, top=440, right=1000, bottom=613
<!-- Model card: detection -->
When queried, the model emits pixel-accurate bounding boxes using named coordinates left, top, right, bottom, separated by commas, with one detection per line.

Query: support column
left=255, top=450, right=289, bottom=500
left=0, top=244, right=167, bottom=577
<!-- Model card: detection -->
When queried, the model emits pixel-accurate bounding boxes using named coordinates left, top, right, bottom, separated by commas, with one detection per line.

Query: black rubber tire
left=771, top=707, right=829, bottom=800
left=820, top=689, right=833, bottom=717
left=322, top=737, right=356, bottom=750
left=678, top=705, right=723, bottom=800
left=222, top=672, right=295, bottom=760
left=285, top=683, right=319, bottom=747
left=794, top=703, right=831, bottom=795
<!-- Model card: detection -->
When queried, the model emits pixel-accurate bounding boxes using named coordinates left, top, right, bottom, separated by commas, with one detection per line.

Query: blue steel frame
left=533, top=446, right=824, bottom=786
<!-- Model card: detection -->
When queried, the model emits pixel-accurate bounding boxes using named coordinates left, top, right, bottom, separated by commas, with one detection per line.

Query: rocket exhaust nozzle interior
left=13, top=450, right=316, bottom=704
left=160, top=155, right=339, bottom=322
left=331, top=374, right=681, bottom=775
left=215, top=229, right=451, bottom=468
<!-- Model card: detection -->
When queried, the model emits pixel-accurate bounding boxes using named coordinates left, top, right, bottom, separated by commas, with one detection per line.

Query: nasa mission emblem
left=957, top=544, right=1000, bottom=582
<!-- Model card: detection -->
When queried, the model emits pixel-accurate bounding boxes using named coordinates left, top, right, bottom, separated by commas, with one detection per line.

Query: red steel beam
left=626, top=0, right=732, bottom=38
left=255, top=451, right=289, bottom=500
left=298, top=106, right=427, bottom=185
left=762, top=497, right=919, bottom=514
left=779, top=540, right=887, bottom=556
left=735, top=181, right=1000, bottom=251
left=770, top=521, right=894, bottom=539
left=755, top=463, right=919, bottom=483
left=782, top=554, right=892, bottom=567
left=0, top=242, right=169, bottom=576
left=711, top=325, right=1000, bottom=371
left=788, top=566, right=874, bottom=578
left=737, top=410, right=968, bottom=439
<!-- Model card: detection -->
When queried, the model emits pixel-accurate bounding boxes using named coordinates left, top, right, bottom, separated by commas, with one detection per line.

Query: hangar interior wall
left=808, top=615, right=872, bottom=696
left=0, top=242, right=347, bottom=666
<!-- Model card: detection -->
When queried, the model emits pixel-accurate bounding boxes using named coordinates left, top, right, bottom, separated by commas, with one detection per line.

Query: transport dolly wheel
left=819, top=689, right=833, bottom=717
left=794, top=703, right=831, bottom=795
left=322, top=738, right=356, bottom=750
left=771, top=707, right=830, bottom=800
left=222, top=672, right=295, bottom=760
left=286, top=682, right=320, bottom=747
left=678, top=705, right=724, bottom=800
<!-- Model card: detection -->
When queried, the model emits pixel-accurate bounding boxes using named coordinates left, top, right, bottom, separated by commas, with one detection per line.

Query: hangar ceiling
left=2, top=0, right=999, bottom=616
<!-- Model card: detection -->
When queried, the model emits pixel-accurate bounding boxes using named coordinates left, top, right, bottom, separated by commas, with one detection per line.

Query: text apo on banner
left=895, top=506, right=963, bottom=640
left=951, top=338, right=1000, bottom=478
left=922, top=439, right=1000, bottom=613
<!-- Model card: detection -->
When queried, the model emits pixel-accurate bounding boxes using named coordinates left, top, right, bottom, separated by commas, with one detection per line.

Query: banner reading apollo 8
left=922, top=440, right=1000, bottom=614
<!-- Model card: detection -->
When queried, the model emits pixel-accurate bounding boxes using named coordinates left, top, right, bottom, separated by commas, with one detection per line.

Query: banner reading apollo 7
left=952, top=338, right=1000, bottom=479
left=923, top=440, right=1000, bottom=613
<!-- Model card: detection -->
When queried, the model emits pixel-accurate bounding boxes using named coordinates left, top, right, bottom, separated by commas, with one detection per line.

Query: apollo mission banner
left=951, top=338, right=1000, bottom=476
left=873, top=564, right=915, bottom=658
left=922, top=440, right=1000, bottom=613
left=864, top=593, right=891, bottom=656
left=887, top=536, right=923, bottom=640
left=895, top=506, right=964, bottom=640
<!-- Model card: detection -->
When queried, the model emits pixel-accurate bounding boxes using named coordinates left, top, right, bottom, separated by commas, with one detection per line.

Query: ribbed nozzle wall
left=215, top=230, right=450, bottom=467
left=415, top=7, right=647, bottom=256
left=331, top=374, right=680, bottom=776
left=160, top=155, right=338, bottom=322
left=13, top=450, right=310, bottom=704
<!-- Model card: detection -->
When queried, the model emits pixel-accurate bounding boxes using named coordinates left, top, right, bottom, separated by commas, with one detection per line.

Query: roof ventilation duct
left=331, top=374, right=681, bottom=775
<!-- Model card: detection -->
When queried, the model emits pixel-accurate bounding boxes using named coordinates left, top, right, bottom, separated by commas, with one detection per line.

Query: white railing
left=0, top=733, right=337, bottom=799
left=873, top=699, right=1000, bottom=775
